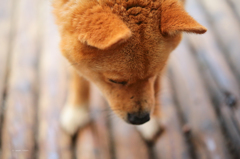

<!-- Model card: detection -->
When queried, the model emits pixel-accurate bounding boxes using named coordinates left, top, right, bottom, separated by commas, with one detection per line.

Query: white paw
left=136, top=117, right=161, bottom=141
left=60, top=105, right=90, bottom=135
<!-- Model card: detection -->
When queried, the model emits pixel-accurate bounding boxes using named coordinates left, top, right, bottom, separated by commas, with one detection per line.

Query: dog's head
left=54, top=0, right=206, bottom=124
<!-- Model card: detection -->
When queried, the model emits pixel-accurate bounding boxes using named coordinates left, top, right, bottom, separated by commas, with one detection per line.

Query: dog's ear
left=160, top=0, right=207, bottom=36
left=75, top=2, right=131, bottom=50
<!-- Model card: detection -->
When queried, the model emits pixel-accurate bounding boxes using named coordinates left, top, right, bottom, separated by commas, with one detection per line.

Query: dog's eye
left=109, top=79, right=127, bottom=85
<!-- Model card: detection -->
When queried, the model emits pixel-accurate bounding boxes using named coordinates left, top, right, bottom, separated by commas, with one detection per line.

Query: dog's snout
left=127, top=112, right=150, bottom=125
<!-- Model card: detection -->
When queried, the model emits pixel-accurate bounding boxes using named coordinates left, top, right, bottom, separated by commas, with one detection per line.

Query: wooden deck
left=0, top=0, right=240, bottom=159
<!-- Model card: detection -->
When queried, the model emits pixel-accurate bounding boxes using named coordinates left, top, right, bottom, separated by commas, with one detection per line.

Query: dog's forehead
left=87, top=40, right=167, bottom=79
left=104, top=0, right=161, bottom=24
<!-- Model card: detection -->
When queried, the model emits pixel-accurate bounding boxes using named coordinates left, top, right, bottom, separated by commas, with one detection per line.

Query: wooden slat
left=153, top=74, right=191, bottom=159
left=197, top=0, right=240, bottom=81
left=169, top=40, right=231, bottom=159
left=37, top=1, right=72, bottom=159
left=0, top=0, right=13, bottom=138
left=76, top=124, right=96, bottom=159
left=227, top=0, right=240, bottom=20
left=111, top=115, right=149, bottom=159
left=76, top=85, right=112, bottom=159
left=186, top=0, right=240, bottom=131
left=186, top=0, right=240, bottom=99
left=89, top=85, right=112, bottom=159
left=195, top=61, right=240, bottom=156
left=1, top=0, right=39, bottom=158
left=186, top=0, right=240, bottom=155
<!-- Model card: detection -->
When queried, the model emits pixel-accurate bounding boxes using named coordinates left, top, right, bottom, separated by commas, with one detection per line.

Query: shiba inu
left=53, top=0, right=206, bottom=140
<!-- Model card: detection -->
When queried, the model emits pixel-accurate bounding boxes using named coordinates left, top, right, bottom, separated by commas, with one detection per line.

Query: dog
left=52, top=0, right=206, bottom=140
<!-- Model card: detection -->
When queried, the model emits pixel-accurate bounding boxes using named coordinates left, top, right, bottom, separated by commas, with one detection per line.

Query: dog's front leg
left=60, top=68, right=90, bottom=135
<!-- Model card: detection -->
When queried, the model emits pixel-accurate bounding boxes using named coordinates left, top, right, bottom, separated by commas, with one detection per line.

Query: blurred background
left=0, top=0, right=240, bottom=159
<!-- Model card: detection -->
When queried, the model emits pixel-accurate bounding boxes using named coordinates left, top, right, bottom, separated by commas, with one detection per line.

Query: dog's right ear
left=160, top=0, right=207, bottom=36
left=74, top=1, right=132, bottom=50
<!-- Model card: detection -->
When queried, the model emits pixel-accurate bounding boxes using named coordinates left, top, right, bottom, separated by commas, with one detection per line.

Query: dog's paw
left=136, top=117, right=162, bottom=142
left=60, top=105, right=90, bottom=135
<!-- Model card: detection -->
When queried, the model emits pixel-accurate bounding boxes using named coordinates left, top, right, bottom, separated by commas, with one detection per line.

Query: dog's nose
left=127, top=112, right=150, bottom=125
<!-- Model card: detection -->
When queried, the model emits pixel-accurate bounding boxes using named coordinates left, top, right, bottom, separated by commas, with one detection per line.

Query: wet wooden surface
left=0, top=0, right=240, bottom=159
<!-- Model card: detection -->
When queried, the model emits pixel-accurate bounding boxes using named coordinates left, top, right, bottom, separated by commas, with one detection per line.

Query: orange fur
left=53, top=0, right=206, bottom=124
left=161, top=0, right=207, bottom=36
left=76, top=3, right=132, bottom=49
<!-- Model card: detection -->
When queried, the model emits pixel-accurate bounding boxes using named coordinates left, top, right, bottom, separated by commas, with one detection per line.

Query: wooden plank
left=111, top=114, right=149, bottom=159
left=194, top=60, right=240, bottom=157
left=0, top=0, right=12, bottom=97
left=153, top=74, right=191, bottom=159
left=76, top=124, right=96, bottom=159
left=37, top=1, right=72, bottom=159
left=197, top=0, right=240, bottom=81
left=169, top=40, right=231, bottom=159
left=227, top=0, right=240, bottom=20
left=1, top=0, right=39, bottom=158
left=186, top=0, right=240, bottom=154
left=76, top=85, right=112, bottom=159
left=186, top=0, right=240, bottom=131
left=89, top=85, right=112, bottom=159
left=0, top=0, right=13, bottom=142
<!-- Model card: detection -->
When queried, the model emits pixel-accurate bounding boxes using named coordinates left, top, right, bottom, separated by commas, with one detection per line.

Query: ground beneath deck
left=0, top=0, right=240, bottom=159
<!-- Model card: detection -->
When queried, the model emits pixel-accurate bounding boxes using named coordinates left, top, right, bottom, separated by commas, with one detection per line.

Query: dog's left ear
left=76, top=2, right=132, bottom=50
left=160, top=0, right=207, bottom=36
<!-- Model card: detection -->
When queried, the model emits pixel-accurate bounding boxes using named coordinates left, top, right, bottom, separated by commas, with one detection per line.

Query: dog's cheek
left=163, top=33, right=182, bottom=53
